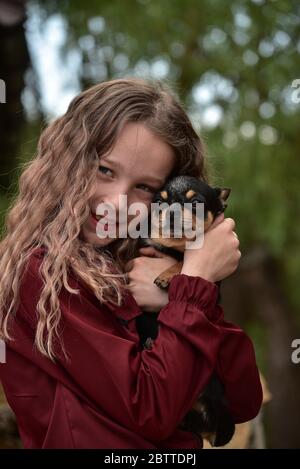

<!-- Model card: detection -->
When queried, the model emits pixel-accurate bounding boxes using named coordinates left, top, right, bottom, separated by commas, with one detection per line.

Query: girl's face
left=81, top=122, right=176, bottom=247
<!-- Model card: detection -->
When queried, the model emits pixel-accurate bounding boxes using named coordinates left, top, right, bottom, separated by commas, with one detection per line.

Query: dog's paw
left=154, top=276, right=170, bottom=290
left=144, top=337, right=154, bottom=350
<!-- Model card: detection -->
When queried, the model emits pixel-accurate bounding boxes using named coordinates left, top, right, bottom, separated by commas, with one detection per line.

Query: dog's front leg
left=154, top=261, right=183, bottom=290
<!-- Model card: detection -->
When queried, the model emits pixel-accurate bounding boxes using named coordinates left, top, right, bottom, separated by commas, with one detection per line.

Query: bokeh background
left=0, top=0, right=300, bottom=449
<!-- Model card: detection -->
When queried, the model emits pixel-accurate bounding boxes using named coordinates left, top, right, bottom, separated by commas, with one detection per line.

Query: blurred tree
left=0, top=0, right=30, bottom=193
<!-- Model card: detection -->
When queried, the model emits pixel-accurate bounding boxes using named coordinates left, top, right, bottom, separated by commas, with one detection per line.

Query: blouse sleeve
left=18, top=252, right=263, bottom=443
left=163, top=277, right=263, bottom=424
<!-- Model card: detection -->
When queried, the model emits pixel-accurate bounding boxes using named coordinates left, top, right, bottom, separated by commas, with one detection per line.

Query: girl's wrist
left=180, top=265, right=215, bottom=283
left=142, top=289, right=169, bottom=312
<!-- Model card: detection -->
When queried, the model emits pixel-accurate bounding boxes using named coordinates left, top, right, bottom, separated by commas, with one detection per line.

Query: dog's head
left=150, top=176, right=231, bottom=251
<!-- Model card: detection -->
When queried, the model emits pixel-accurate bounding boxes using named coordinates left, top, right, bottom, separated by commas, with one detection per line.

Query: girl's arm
left=17, top=252, right=262, bottom=444
left=161, top=279, right=263, bottom=425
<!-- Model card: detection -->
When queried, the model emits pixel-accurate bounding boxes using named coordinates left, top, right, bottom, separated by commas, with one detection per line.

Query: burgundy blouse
left=0, top=246, right=262, bottom=448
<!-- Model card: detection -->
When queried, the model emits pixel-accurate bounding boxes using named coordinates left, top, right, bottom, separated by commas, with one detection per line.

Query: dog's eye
left=191, top=198, right=204, bottom=205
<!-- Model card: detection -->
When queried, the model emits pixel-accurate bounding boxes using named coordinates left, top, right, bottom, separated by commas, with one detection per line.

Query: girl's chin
left=80, top=228, right=118, bottom=247
left=91, top=235, right=116, bottom=247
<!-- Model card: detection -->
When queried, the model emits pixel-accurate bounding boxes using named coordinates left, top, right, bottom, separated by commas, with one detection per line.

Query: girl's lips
left=90, top=213, right=118, bottom=232
left=91, top=211, right=116, bottom=222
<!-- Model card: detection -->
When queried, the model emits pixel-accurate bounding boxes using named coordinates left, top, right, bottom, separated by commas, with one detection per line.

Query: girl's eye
left=137, top=184, right=156, bottom=194
left=98, top=167, right=156, bottom=193
left=98, top=166, right=113, bottom=177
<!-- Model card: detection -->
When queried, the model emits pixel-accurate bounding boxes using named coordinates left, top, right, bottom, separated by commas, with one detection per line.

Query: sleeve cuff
left=168, top=273, right=219, bottom=320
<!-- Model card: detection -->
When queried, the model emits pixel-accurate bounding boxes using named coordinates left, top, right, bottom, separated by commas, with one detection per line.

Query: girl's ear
left=214, top=187, right=231, bottom=202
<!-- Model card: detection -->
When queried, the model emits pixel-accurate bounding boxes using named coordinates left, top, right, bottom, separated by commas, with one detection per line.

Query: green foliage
left=0, top=195, right=9, bottom=236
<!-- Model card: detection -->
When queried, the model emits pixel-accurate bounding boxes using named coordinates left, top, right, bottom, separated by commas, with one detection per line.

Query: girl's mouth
left=90, top=211, right=117, bottom=232
left=91, top=210, right=103, bottom=221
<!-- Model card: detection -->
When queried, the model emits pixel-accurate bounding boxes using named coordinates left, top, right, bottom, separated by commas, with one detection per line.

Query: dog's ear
left=214, top=187, right=231, bottom=202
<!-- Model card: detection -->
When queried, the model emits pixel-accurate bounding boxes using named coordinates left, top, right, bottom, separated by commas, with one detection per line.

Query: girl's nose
left=101, top=192, right=129, bottom=220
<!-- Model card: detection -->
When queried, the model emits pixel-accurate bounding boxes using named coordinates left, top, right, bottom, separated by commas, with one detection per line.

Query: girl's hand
left=124, top=247, right=177, bottom=312
left=181, top=214, right=241, bottom=282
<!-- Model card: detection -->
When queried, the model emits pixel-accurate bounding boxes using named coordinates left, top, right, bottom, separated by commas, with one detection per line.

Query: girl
left=0, top=78, right=262, bottom=449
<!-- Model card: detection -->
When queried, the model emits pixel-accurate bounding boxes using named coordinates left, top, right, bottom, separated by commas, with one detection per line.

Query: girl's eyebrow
left=100, top=156, right=165, bottom=186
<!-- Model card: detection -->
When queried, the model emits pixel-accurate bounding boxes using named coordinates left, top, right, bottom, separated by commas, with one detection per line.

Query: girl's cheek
left=128, top=197, right=152, bottom=218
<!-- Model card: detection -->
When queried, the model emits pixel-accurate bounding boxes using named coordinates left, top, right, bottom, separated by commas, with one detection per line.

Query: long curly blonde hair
left=0, top=77, right=209, bottom=360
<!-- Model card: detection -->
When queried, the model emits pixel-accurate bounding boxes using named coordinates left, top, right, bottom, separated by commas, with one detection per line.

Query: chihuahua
left=135, top=175, right=234, bottom=446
